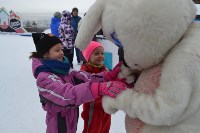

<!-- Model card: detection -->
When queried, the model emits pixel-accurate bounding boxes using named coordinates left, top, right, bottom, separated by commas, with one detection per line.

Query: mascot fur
left=75, top=0, right=200, bottom=132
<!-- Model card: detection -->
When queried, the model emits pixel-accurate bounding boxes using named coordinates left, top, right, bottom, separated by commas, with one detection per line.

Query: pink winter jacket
left=32, top=58, right=106, bottom=133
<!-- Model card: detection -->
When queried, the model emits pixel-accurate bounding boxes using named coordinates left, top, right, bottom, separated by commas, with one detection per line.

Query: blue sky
left=0, top=0, right=96, bottom=14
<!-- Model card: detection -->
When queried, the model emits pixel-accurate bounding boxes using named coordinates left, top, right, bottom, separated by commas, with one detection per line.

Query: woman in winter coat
left=59, top=10, right=75, bottom=68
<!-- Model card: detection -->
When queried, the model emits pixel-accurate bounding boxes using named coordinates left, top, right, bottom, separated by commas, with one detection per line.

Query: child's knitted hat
left=32, top=33, right=62, bottom=56
left=82, top=41, right=104, bottom=61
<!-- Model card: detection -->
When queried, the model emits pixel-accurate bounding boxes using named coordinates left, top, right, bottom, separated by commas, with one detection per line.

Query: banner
left=0, top=7, right=26, bottom=33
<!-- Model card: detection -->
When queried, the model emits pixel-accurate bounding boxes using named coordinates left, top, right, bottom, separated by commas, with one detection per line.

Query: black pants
left=75, top=47, right=81, bottom=63
left=63, top=47, right=74, bottom=68
left=75, top=47, right=86, bottom=64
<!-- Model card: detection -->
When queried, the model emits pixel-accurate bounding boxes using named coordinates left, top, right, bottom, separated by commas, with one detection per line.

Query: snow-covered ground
left=0, top=33, right=126, bottom=133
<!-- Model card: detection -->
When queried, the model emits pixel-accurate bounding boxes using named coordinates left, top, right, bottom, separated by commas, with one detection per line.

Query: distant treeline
left=23, top=20, right=50, bottom=32
left=24, top=26, right=49, bottom=32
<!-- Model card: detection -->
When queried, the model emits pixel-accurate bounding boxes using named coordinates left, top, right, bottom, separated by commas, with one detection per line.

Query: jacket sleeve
left=70, top=69, right=107, bottom=83
left=36, top=72, right=95, bottom=107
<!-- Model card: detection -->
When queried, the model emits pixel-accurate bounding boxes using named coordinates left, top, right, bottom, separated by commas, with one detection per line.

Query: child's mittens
left=104, top=62, right=124, bottom=81
left=90, top=81, right=127, bottom=98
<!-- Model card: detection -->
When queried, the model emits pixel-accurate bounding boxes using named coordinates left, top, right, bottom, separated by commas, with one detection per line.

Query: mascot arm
left=75, top=0, right=104, bottom=50
left=103, top=61, right=193, bottom=126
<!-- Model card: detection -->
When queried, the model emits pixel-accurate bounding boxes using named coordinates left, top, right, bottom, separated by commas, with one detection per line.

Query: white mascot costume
left=75, top=0, right=200, bottom=132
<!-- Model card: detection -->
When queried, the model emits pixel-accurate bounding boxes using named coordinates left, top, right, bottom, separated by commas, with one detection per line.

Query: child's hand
left=104, top=62, right=123, bottom=81
left=91, top=81, right=127, bottom=98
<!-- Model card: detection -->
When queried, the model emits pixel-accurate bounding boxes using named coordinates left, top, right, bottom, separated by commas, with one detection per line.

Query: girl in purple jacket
left=29, top=33, right=126, bottom=133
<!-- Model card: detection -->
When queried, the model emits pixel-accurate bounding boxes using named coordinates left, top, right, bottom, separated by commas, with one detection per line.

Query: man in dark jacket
left=71, top=7, right=85, bottom=65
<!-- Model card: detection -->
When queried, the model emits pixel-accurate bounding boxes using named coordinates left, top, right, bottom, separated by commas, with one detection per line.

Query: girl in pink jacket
left=29, top=33, right=126, bottom=133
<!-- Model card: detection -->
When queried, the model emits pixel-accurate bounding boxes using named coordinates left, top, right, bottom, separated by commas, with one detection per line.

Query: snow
left=0, top=33, right=126, bottom=133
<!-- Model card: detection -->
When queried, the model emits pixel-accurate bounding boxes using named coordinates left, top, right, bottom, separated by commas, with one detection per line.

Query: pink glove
left=104, top=62, right=123, bottom=81
left=91, top=81, right=127, bottom=98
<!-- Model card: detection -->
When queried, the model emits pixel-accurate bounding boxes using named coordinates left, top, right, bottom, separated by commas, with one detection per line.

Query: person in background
left=71, top=7, right=84, bottom=65
left=29, top=33, right=127, bottom=133
left=59, top=10, right=75, bottom=68
left=81, top=41, right=111, bottom=133
left=50, top=11, right=61, bottom=37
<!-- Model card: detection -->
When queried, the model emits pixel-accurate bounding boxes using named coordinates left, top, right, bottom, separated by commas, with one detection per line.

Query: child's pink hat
left=82, top=41, right=104, bottom=62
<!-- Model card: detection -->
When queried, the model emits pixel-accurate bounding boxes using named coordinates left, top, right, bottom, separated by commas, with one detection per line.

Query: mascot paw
left=118, top=64, right=135, bottom=84
left=102, top=96, right=119, bottom=114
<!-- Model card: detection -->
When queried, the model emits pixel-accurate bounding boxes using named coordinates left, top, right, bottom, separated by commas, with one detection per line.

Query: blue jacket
left=50, top=17, right=61, bottom=37
left=71, top=16, right=81, bottom=34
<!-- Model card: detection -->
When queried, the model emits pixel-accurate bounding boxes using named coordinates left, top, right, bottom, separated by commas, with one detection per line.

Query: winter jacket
left=59, top=11, right=75, bottom=49
left=32, top=58, right=106, bottom=133
left=80, top=63, right=111, bottom=133
left=71, top=16, right=81, bottom=34
left=50, top=17, right=61, bottom=37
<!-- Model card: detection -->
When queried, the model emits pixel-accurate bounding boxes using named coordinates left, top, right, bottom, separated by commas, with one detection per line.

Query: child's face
left=44, top=43, right=64, bottom=61
left=89, top=47, right=104, bottom=66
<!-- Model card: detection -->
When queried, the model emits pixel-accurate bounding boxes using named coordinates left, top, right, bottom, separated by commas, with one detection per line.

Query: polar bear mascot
left=75, top=0, right=200, bottom=132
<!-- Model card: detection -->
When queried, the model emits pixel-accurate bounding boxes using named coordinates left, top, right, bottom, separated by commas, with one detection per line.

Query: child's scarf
left=35, top=56, right=71, bottom=76
left=80, top=62, right=106, bottom=74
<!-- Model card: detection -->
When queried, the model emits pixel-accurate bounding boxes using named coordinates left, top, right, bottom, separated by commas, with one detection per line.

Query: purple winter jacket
left=32, top=58, right=106, bottom=133
left=59, top=10, right=75, bottom=49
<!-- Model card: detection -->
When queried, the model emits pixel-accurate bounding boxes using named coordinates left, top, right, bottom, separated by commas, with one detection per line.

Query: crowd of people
left=31, top=7, right=126, bottom=133
left=50, top=7, right=85, bottom=68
